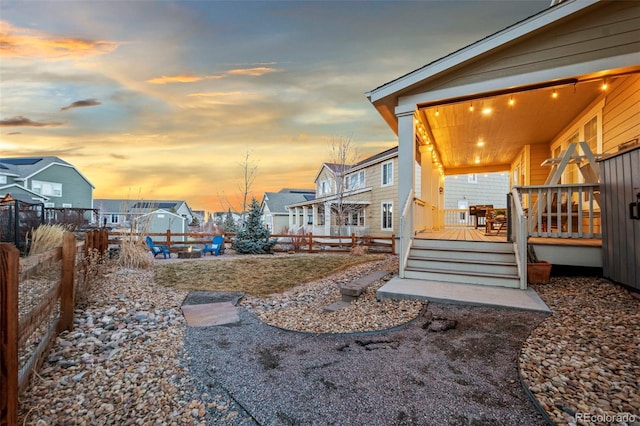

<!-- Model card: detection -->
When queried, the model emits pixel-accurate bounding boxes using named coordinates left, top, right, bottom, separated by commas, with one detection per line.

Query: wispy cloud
left=0, top=20, right=118, bottom=60
left=0, top=116, right=64, bottom=127
left=146, top=66, right=280, bottom=85
left=110, top=153, right=128, bottom=160
left=7, top=131, right=22, bottom=135
left=60, top=98, right=102, bottom=111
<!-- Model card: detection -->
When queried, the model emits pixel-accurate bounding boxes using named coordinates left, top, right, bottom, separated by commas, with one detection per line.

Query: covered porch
left=366, top=0, right=640, bottom=291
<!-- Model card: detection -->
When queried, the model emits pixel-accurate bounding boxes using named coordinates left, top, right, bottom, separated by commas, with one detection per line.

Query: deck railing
left=443, top=209, right=475, bottom=228
left=398, top=190, right=414, bottom=278
left=515, top=183, right=601, bottom=239
left=509, top=189, right=528, bottom=289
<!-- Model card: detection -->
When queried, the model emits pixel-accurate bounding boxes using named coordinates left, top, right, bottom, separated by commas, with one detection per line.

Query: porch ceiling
left=419, top=79, right=605, bottom=174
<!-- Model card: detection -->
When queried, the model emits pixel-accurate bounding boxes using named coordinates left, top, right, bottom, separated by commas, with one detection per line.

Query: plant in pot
left=527, top=245, right=552, bottom=284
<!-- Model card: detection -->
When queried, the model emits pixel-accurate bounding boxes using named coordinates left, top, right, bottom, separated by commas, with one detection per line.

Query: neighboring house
left=366, top=0, right=640, bottom=289
left=260, top=188, right=315, bottom=234
left=135, top=209, right=188, bottom=241
left=444, top=172, right=510, bottom=226
left=0, top=156, right=95, bottom=224
left=287, top=146, right=400, bottom=238
left=95, top=199, right=195, bottom=230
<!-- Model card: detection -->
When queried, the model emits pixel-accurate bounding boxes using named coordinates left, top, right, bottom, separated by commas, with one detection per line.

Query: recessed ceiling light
left=482, top=108, right=492, bottom=115
left=477, top=141, right=485, bottom=147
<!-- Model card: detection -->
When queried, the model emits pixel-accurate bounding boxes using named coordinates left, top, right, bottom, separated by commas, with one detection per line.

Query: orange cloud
left=227, top=66, right=279, bottom=76
left=146, top=74, right=212, bottom=84
left=0, top=20, right=118, bottom=60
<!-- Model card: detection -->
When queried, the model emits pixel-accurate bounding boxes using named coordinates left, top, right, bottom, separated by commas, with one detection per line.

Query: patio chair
left=146, top=236, right=170, bottom=259
left=202, top=235, right=225, bottom=256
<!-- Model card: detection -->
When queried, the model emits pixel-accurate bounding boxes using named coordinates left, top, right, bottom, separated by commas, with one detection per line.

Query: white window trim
left=32, top=179, right=62, bottom=197
left=381, top=201, right=393, bottom=231
left=467, top=174, right=478, bottom=184
left=381, top=161, right=393, bottom=187
left=0, top=175, right=7, bottom=184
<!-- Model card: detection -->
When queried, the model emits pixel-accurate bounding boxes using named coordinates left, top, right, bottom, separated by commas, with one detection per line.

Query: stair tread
left=408, top=256, right=516, bottom=267
left=411, top=246, right=513, bottom=254
left=405, top=266, right=519, bottom=280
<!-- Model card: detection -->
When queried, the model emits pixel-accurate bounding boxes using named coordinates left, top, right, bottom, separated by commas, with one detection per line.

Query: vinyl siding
left=444, top=173, right=510, bottom=209
left=529, top=143, right=551, bottom=185
left=29, top=165, right=92, bottom=208
left=602, top=75, right=640, bottom=153
left=405, top=2, right=640, bottom=96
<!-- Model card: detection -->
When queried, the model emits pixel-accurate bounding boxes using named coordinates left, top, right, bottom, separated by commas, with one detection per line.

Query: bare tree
left=216, top=149, right=258, bottom=225
left=329, top=135, right=360, bottom=237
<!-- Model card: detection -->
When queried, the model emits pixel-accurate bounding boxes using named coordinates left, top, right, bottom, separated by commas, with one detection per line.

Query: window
left=467, top=174, right=478, bottom=184
left=346, top=170, right=365, bottom=190
left=0, top=175, right=6, bottom=184
left=382, top=161, right=393, bottom=186
left=381, top=202, right=393, bottom=230
left=319, top=180, right=331, bottom=195
left=62, top=203, right=72, bottom=208
left=32, top=180, right=62, bottom=197
left=44, top=202, right=55, bottom=208
left=110, top=214, right=119, bottom=224
left=346, top=208, right=365, bottom=226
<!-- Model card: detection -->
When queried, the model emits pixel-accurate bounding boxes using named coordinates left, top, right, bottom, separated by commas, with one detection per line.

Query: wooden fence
left=112, top=230, right=395, bottom=254
left=1, top=229, right=107, bottom=425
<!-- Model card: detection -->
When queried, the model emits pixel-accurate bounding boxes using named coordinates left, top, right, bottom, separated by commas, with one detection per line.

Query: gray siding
left=444, top=173, right=510, bottom=209
left=30, top=165, right=92, bottom=208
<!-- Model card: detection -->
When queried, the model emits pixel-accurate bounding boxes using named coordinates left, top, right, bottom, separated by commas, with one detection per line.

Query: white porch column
left=419, top=144, right=434, bottom=231
left=288, top=208, right=294, bottom=229
left=302, top=206, right=308, bottom=230
left=397, top=111, right=416, bottom=230
left=312, top=205, right=318, bottom=234
left=324, top=201, right=331, bottom=235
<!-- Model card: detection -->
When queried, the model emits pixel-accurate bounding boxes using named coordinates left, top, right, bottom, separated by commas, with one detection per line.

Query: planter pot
left=527, top=261, right=552, bottom=284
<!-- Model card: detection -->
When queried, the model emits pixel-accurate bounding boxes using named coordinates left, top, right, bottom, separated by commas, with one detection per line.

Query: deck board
left=417, top=227, right=600, bottom=247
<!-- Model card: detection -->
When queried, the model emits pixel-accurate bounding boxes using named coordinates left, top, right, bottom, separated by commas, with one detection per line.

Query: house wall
left=405, top=2, right=640, bottom=96
left=366, top=156, right=398, bottom=235
left=138, top=211, right=186, bottom=241
left=29, top=165, right=93, bottom=208
left=529, top=143, right=550, bottom=185
left=444, top=172, right=510, bottom=209
left=602, top=75, right=640, bottom=153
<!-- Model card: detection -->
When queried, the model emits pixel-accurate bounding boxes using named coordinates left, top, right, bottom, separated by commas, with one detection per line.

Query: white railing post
left=399, top=190, right=414, bottom=278
left=510, top=188, right=529, bottom=289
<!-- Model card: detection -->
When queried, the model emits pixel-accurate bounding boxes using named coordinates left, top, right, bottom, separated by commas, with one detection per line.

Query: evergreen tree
left=223, top=208, right=237, bottom=233
left=233, top=198, right=277, bottom=254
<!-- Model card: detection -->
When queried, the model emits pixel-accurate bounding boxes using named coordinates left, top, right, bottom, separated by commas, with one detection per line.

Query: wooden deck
left=416, top=227, right=602, bottom=247
left=416, top=228, right=507, bottom=242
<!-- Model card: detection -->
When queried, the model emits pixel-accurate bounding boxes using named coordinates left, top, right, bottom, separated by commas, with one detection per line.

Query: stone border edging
left=517, top=314, right=557, bottom=426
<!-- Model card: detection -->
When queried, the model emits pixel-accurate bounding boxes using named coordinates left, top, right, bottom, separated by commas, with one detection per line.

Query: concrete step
left=404, top=267, right=520, bottom=288
left=406, top=257, right=518, bottom=275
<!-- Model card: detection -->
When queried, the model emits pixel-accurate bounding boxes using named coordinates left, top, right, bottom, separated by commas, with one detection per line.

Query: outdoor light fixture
left=477, top=141, right=485, bottom=147
left=552, top=90, right=558, bottom=99
left=435, top=108, right=439, bottom=116
left=601, top=80, right=608, bottom=91
left=508, top=96, right=515, bottom=106
left=469, top=103, right=474, bottom=112
left=482, top=108, right=492, bottom=115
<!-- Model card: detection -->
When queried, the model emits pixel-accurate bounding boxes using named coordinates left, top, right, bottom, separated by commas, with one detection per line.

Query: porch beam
left=445, top=164, right=511, bottom=176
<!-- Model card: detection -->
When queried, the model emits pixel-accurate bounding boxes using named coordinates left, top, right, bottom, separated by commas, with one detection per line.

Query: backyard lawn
left=154, top=253, right=386, bottom=296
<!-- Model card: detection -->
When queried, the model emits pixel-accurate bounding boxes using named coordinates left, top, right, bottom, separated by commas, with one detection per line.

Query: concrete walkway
left=378, top=277, right=551, bottom=313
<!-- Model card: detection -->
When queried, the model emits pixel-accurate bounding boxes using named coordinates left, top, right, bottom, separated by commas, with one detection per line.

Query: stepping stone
left=181, top=302, right=239, bottom=327
left=340, top=270, right=391, bottom=301
left=324, top=300, right=352, bottom=313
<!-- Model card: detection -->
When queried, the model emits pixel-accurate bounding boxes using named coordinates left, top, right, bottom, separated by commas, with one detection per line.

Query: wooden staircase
left=404, top=238, right=520, bottom=288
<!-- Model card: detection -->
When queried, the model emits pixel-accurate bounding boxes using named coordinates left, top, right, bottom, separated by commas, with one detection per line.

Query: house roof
left=0, top=156, right=95, bottom=188
left=94, top=199, right=190, bottom=214
left=262, top=190, right=316, bottom=214
left=0, top=183, right=49, bottom=201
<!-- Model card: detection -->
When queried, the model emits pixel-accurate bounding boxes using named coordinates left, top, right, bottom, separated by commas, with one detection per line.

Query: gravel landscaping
left=16, top=254, right=640, bottom=425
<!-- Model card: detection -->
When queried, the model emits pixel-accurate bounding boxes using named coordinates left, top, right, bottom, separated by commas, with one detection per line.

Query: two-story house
left=0, top=156, right=95, bottom=225
left=287, top=146, right=400, bottom=238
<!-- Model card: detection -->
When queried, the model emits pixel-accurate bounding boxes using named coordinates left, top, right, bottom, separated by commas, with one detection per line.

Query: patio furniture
left=178, top=249, right=201, bottom=259
left=146, top=236, right=170, bottom=259
left=202, top=235, right=225, bottom=256
left=485, top=208, right=508, bottom=235
left=469, top=205, right=493, bottom=229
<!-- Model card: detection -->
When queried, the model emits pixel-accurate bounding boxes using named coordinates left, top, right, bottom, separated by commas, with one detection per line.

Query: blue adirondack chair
left=146, top=236, right=170, bottom=259
left=202, top=235, right=225, bottom=256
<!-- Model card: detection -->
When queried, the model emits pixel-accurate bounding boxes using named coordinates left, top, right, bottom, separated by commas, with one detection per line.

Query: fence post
left=58, top=232, right=76, bottom=333
left=351, top=233, right=355, bottom=249
left=166, top=230, right=171, bottom=251
left=391, top=234, right=396, bottom=255
left=308, top=233, right=313, bottom=253
left=1, top=243, right=19, bottom=425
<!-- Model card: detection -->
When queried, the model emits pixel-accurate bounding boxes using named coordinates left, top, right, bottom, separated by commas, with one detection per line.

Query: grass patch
left=154, top=253, right=385, bottom=296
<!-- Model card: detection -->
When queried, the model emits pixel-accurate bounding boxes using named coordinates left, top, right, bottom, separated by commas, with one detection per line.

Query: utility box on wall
left=599, top=145, right=640, bottom=290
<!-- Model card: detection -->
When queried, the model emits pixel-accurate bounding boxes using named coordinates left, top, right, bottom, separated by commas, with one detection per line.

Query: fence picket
left=1, top=243, right=19, bottom=426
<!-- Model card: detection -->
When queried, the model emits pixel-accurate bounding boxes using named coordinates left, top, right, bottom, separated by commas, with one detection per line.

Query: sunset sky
left=0, top=0, right=549, bottom=213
